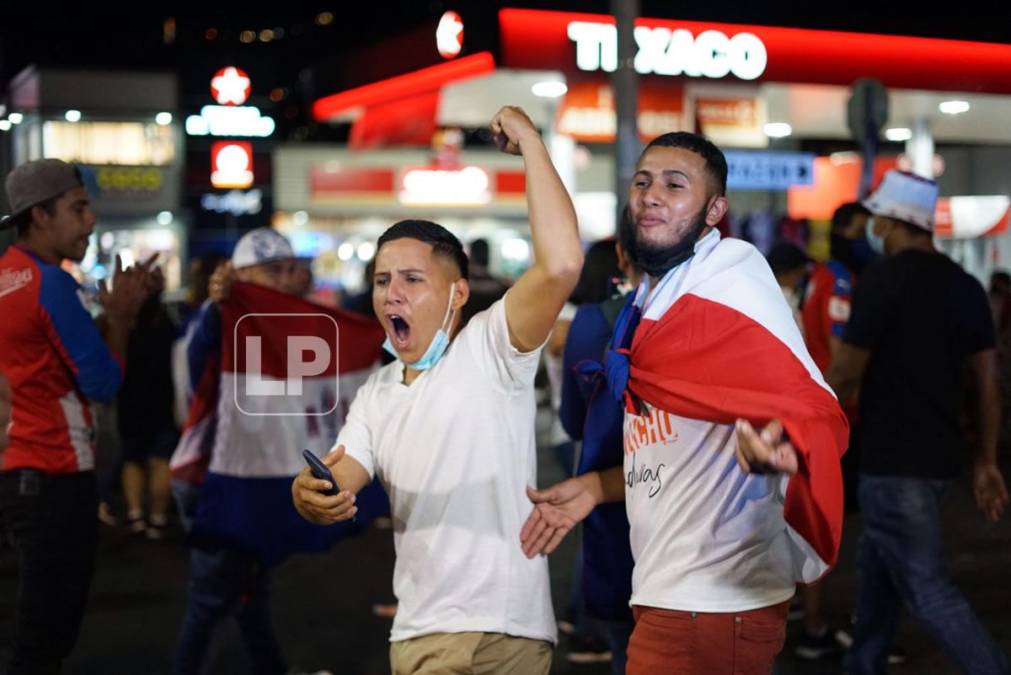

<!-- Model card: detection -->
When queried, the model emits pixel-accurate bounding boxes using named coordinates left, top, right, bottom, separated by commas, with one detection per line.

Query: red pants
left=627, top=601, right=789, bottom=675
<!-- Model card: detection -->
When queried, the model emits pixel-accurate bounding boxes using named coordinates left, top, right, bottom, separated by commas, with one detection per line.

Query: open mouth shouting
left=387, top=314, right=411, bottom=351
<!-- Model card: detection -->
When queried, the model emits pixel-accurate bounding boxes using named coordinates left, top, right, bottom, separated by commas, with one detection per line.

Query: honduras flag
left=170, top=282, right=387, bottom=566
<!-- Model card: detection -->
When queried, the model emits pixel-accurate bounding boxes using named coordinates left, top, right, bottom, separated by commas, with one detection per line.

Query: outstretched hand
left=520, top=477, right=596, bottom=558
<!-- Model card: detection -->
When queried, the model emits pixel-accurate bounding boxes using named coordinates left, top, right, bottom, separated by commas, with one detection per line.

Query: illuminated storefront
left=3, top=67, right=185, bottom=289
left=296, top=8, right=1011, bottom=284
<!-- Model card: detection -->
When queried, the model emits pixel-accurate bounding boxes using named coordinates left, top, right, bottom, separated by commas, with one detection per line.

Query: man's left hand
left=735, top=418, right=798, bottom=475
left=973, top=461, right=1009, bottom=522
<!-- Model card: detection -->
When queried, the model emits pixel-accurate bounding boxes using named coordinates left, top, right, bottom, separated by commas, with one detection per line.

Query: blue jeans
left=173, top=480, right=286, bottom=675
left=845, top=475, right=1008, bottom=675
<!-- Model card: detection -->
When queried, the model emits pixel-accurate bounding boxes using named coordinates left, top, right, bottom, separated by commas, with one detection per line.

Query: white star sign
left=436, top=11, right=463, bottom=59
left=211, top=66, right=252, bottom=106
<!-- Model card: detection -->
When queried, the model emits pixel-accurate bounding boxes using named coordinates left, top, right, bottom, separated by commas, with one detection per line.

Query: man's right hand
left=520, top=476, right=597, bottom=558
left=208, top=261, right=235, bottom=304
left=292, top=444, right=358, bottom=524
left=489, top=106, right=540, bottom=156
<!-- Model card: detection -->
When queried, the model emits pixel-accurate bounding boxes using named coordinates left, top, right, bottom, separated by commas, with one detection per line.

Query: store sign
left=557, top=82, right=683, bottom=143
left=935, top=196, right=1011, bottom=239
left=211, top=142, right=254, bottom=189
left=185, top=105, right=275, bottom=137
left=500, top=9, right=1011, bottom=94
left=399, top=166, right=491, bottom=206
left=77, top=165, right=176, bottom=214
left=725, top=151, right=814, bottom=190
left=201, top=189, right=263, bottom=216
left=695, top=97, right=766, bottom=148
left=305, top=162, right=525, bottom=207
left=211, top=66, right=251, bottom=106
left=436, top=11, right=464, bottom=59
left=567, top=22, right=766, bottom=80
left=94, top=166, right=163, bottom=192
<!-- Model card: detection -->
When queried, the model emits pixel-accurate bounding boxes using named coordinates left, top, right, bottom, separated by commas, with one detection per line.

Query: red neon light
left=313, top=52, right=496, bottom=122
left=349, top=91, right=440, bottom=149
left=210, top=141, right=254, bottom=189
left=499, top=8, right=1011, bottom=94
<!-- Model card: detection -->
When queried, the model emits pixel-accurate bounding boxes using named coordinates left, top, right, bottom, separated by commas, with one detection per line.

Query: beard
left=620, top=207, right=709, bottom=278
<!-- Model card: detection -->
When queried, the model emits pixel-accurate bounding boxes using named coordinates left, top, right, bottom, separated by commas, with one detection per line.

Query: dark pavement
left=2, top=417, right=1009, bottom=674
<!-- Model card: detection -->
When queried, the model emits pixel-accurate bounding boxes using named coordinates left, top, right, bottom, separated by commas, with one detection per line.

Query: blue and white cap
left=862, top=170, right=939, bottom=232
left=231, top=227, right=295, bottom=269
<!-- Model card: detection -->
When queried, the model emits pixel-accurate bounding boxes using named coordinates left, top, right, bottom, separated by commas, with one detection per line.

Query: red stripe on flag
left=628, top=294, right=847, bottom=568
left=221, top=283, right=384, bottom=378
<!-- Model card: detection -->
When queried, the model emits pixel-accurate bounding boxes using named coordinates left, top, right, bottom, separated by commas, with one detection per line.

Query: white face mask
left=866, top=216, right=887, bottom=255
left=382, top=281, right=456, bottom=370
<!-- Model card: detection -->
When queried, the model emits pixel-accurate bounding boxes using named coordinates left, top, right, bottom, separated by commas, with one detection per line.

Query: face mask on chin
left=620, top=207, right=709, bottom=279
left=865, top=216, right=887, bottom=256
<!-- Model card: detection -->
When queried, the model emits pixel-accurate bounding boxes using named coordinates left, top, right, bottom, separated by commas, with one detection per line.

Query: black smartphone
left=302, top=449, right=340, bottom=496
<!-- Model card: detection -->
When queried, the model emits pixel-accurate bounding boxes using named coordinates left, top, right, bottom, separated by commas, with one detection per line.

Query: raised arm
left=491, top=106, right=583, bottom=352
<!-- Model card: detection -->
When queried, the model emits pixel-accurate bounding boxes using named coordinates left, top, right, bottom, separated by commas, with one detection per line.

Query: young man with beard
left=0, top=158, right=151, bottom=674
left=520, top=133, right=847, bottom=675
left=291, top=106, right=582, bottom=675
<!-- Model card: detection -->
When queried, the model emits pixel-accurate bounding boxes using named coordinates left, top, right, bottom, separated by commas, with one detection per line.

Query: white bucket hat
left=231, top=227, right=295, bottom=269
left=862, top=170, right=939, bottom=232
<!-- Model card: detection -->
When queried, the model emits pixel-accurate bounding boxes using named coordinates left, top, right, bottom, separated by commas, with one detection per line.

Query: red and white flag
left=626, top=232, right=848, bottom=579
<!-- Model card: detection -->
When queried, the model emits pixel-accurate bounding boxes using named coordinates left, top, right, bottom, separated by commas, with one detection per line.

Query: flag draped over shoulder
left=170, top=282, right=387, bottom=566
left=620, top=234, right=848, bottom=580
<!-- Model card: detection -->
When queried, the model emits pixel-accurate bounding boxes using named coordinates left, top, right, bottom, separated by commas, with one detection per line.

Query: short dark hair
left=570, top=239, right=620, bottom=305
left=14, top=194, right=61, bottom=238
left=991, top=270, right=1011, bottom=288
left=767, top=241, right=810, bottom=276
left=643, top=132, right=728, bottom=196
left=470, top=238, right=490, bottom=267
left=376, top=219, right=469, bottom=279
left=831, top=202, right=871, bottom=232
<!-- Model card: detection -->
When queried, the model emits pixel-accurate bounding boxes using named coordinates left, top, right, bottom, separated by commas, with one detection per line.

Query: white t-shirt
left=624, top=404, right=796, bottom=612
left=623, top=229, right=806, bottom=613
left=336, top=297, right=556, bottom=644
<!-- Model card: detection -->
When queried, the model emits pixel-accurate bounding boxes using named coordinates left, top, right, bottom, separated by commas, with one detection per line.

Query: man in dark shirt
left=828, top=170, right=1009, bottom=675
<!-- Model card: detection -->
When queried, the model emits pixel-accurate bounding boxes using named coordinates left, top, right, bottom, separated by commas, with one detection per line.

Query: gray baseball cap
left=1, top=159, right=84, bottom=229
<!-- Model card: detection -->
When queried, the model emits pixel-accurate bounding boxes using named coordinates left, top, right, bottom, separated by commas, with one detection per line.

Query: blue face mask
left=865, top=216, right=887, bottom=256
left=382, top=282, right=456, bottom=371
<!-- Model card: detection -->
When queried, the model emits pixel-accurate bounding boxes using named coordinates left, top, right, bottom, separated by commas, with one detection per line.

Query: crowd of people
left=0, top=104, right=1008, bottom=675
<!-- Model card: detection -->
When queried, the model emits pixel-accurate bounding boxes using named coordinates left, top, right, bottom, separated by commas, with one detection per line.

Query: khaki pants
left=390, top=631, right=552, bottom=675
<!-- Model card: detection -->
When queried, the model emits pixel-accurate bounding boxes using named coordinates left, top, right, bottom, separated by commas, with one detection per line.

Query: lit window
left=42, top=121, right=176, bottom=165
